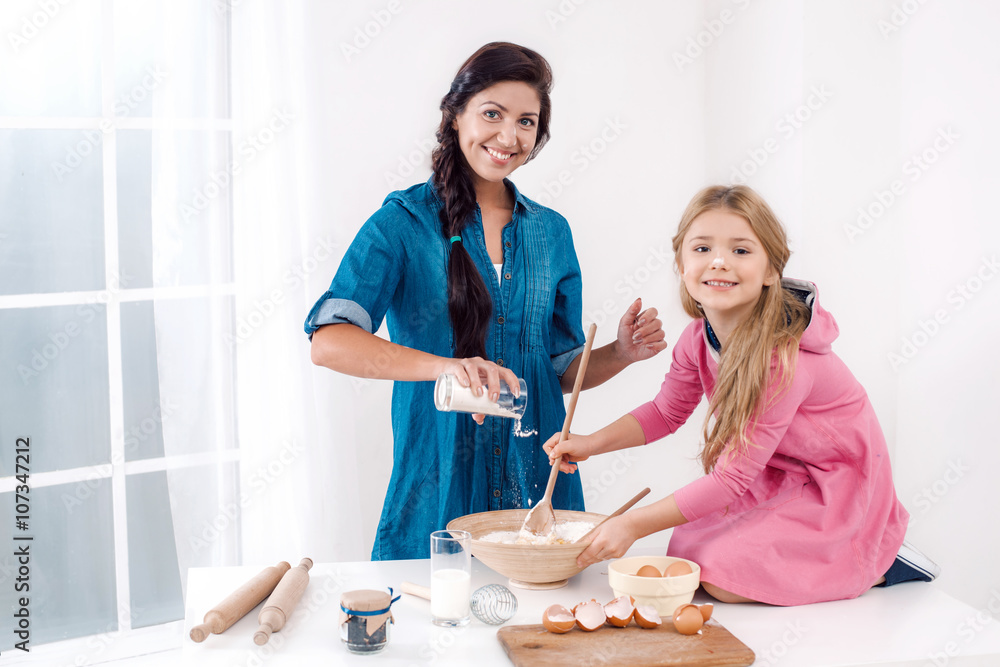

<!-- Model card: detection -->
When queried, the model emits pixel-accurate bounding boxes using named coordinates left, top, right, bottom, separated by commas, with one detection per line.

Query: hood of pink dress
left=783, top=278, right=838, bottom=355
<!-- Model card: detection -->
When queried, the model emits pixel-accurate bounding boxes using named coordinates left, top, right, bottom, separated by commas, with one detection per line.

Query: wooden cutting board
left=497, top=618, right=755, bottom=667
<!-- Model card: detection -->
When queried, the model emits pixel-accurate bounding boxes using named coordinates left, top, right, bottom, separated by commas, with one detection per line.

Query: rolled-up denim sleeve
left=549, top=223, right=586, bottom=380
left=304, top=202, right=406, bottom=339
left=551, top=344, right=584, bottom=378
left=304, top=296, right=373, bottom=335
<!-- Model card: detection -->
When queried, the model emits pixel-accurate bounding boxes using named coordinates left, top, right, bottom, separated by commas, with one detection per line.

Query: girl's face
left=453, top=81, right=541, bottom=189
left=679, top=208, right=777, bottom=328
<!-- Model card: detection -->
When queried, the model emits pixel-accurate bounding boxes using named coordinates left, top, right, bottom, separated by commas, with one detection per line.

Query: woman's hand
left=542, top=431, right=599, bottom=473
left=576, top=514, right=641, bottom=568
left=440, top=357, right=520, bottom=425
left=616, top=298, right=667, bottom=363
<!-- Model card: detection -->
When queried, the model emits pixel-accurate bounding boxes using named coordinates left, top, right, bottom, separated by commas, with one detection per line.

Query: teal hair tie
left=450, top=236, right=462, bottom=244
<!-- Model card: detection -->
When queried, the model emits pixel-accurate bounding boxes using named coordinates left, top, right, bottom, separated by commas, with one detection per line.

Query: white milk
left=431, top=568, right=471, bottom=620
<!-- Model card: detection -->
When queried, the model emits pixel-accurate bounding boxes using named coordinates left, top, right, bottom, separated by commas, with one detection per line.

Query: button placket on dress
left=471, top=207, right=508, bottom=511
left=493, top=220, right=518, bottom=509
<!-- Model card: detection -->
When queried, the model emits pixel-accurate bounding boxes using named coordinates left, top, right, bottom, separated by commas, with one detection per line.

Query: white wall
left=293, top=0, right=1000, bottom=609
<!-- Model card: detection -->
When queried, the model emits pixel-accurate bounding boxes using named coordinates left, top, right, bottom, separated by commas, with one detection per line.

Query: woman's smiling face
left=453, top=80, right=541, bottom=188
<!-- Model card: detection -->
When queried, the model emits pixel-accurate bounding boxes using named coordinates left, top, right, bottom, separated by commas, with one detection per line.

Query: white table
left=183, top=554, right=1000, bottom=666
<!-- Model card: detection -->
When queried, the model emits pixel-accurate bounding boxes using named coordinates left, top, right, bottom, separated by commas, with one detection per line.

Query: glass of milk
left=429, top=530, right=472, bottom=627
left=434, top=374, right=527, bottom=419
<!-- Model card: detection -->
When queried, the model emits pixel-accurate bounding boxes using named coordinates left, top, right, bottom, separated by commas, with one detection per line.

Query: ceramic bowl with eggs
left=446, top=509, right=607, bottom=590
left=607, top=555, right=701, bottom=616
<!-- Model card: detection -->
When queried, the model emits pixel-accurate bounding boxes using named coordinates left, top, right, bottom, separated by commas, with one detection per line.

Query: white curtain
left=145, top=0, right=240, bottom=592
left=229, top=1, right=366, bottom=563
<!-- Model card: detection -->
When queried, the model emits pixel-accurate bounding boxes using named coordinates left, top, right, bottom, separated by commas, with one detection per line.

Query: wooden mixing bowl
left=446, top=509, right=607, bottom=590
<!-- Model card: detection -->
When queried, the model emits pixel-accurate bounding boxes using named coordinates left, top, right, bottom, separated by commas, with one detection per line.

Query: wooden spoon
left=520, top=323, right=598, bottom=538
left=574, top=487, right=651, bottom=544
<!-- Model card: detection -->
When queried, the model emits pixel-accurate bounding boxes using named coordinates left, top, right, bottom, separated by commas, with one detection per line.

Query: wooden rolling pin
left=189, top=561, right=291, bottom=642
left=400, top=581, right=431, bottom=600
left=254, top=557, right=314, bottom=645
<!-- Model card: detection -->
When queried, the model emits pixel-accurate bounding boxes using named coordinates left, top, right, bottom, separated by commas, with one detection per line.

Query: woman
left=306, top=42, right=665, bottom=559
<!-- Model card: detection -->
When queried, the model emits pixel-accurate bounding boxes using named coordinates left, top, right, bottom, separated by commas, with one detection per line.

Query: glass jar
left=339, top=588, right=398, bottom=654
left=434, top=373, right=527, bottom=419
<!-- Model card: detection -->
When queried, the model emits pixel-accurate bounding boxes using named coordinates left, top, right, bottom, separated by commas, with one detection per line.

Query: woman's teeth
left=486, top=147, right=513, bottom=160
left=705, top=281, right=736, bottom=286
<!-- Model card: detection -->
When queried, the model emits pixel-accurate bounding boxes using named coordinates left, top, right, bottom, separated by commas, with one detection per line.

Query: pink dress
left=630, top=281, right=909, bottom=606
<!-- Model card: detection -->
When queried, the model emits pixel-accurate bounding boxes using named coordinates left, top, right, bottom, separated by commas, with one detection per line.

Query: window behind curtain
left=0, top=0, right=240, bottom=659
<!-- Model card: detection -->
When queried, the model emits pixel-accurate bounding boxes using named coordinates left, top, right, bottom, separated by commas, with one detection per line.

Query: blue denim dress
left=305, top=177, right=586, bottom=560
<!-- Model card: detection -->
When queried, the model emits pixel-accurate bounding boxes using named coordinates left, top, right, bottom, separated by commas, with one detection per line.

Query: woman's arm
left=310, top=323, right=519, bottom=402
left=559, top=298, right=666, bottom=393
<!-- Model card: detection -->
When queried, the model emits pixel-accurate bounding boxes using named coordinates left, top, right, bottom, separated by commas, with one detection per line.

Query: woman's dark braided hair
left=431, top=42, right=553, bottom=359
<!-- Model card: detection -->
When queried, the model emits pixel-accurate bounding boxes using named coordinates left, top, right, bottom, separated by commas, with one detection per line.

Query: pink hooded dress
left=630, top=280, right=909, bottom=606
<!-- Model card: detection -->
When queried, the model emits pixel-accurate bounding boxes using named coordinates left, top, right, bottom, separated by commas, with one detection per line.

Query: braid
left=432, top=127, right=492, bottom=359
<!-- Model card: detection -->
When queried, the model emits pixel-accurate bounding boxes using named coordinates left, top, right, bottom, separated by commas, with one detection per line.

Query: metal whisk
left=470, top=584, right=518, bottom=625
left=401, top=581, right=518, bottom=625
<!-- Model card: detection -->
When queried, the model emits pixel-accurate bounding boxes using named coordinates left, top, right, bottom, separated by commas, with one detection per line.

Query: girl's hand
left=542, top=431, right=597, bottom=473
left=616, top=298, right=667, bottom=363
left=576, top=514, right=640, bottom=568
left=440, top=357, right=521, bottom=425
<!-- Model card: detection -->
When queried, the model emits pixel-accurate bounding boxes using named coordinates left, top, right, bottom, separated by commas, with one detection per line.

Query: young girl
left=306, top=43, right=665, bottom=560
left=544, top=185, right=938, bottom=605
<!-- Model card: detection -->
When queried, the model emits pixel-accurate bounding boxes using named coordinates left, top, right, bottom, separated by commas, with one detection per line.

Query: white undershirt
left=493, top=263, right=503, bottom=284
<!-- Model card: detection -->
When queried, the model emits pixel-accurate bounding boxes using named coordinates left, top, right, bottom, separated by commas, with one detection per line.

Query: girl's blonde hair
left=672, top=185, right=811, bottom=473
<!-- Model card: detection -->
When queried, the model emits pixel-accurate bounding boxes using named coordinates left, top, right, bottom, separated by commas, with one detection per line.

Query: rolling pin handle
left=253, top=623, right=274, bottom=646
left=189, top=623, right=211, bottom=643
left=401, top=581, right=431, bottom=600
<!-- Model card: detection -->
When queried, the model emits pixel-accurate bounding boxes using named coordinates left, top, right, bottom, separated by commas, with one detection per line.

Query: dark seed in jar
left=346, top=615, right=388, bottom=651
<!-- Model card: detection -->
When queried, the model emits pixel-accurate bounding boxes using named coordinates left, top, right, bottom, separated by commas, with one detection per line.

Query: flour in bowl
left=480, top=520, right=594, bottom=545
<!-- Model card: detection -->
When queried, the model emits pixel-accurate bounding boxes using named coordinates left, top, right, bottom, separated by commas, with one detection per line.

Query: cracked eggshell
left=633, top=604, right=662, bottom=629
left=542, top=604, right=576, bottom=634
left=603, top=595, right=635, bottom=627
left=573, top=599, right=606, bottom=632
left=699, top=603, right=714, bottom=622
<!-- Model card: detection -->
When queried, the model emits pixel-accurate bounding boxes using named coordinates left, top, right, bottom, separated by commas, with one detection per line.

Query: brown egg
left=541, top=604, right=575, bottom=634
left=574, top=599, right=606, bottom=632
left=633, top=604, right=662, bottom=629
left=635, top=564, right=663, bottom=578
left=663, top=561, right=694, bottom=577
left=672, top=603, right=704, bottom=635
left=699, top=603, right=714, bottom=622
left=603, top=595, right=635, bottom=627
